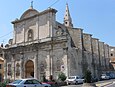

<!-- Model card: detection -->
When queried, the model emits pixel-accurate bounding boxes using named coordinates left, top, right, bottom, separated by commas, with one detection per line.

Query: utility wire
left=0, top=31, right=13, bottom=39
left=0, top=0, right=59, bottom=40
left=48, top=0, right=60, bottom=8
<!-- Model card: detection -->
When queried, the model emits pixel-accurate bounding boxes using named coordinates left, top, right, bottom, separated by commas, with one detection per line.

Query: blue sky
left=0, top=0, right=115, bottom=46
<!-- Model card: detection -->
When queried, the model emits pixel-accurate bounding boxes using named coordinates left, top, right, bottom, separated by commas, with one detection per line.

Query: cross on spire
left=30, top=1, right=33, bottom=9
left=31, top=1, right=33, bottom=7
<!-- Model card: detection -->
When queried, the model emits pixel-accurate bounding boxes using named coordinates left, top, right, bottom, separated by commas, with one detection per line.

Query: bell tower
left=64, top=3, right=73, bottom=28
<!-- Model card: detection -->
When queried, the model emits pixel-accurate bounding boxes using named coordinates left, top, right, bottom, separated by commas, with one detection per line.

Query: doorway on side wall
left=25, top=60, right=34, bottom=78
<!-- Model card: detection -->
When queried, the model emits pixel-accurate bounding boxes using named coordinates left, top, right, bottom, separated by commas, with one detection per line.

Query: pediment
left=20, top=9, right=39, bottom=20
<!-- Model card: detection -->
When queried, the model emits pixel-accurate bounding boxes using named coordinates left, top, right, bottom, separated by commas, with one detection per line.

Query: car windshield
left=68, top=76, right=75, bottom=79
left=12, top=80, right=22, bottom=84
left=102, top=74, right=106, bottom=76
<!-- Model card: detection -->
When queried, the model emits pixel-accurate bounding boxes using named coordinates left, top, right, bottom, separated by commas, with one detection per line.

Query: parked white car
left=66, top=76, right=84, bottom=85
left=101, top=74, right=110, bottom=80
left=6, top=78, right=51, bottom=87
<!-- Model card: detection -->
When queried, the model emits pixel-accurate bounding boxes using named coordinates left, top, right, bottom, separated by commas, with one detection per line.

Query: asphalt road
left=61, top=79, right=115, bottom=87
left=105, top=82, right=115, bottom=87
left=61, top=84, right=82, bottom=87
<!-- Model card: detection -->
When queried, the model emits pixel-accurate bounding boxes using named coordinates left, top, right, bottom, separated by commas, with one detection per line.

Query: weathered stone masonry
left=0, top=4, right=114, bottom=81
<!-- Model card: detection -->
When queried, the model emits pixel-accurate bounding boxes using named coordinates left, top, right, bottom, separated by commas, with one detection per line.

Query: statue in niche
left=56, top=60, right=61, bottom=71
left=40, top=61, right=47, bottom=73
left=40, top=61, right=45, bottom=72
left=56, top=26, right=64, bottom=36
left=16, top=63, right=20, bottom=76
left=8, top=64, right=12, bottom=76
left=28, top=29, right=33, bottom=41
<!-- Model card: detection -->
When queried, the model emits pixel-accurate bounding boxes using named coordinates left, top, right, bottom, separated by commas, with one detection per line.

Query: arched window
left=28, top=29, right=33, bottom=41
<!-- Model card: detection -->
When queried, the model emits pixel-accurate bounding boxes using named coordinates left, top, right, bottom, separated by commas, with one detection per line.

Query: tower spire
left=64, top=3, right=73, bottom=28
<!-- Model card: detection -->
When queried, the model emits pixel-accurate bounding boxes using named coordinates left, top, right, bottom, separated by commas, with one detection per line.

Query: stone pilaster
left=92, top=38, right=100, bottom=78
left=62, top=53, right=68, bottom=76
left=20, top=53, right=24, bottom=79
left=46, top=54, right=50, bottom=79
left=34, top=54, right=38, bottom=79
left=99, top=42, right=105, bottom=71
left=4, top=59, right=7, bottom=79
left=83, top=33, right=93, bottom=75
left=11, top=54, right=15, bottom=80
left=104, top=44, right=110, bottom=69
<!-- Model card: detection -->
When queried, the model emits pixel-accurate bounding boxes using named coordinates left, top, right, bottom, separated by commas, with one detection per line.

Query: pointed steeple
left=64, top=3, right=73, bottom=28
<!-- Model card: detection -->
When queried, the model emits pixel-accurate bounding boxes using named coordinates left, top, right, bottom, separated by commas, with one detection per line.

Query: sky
left=0, top=0, right=115, bottom=46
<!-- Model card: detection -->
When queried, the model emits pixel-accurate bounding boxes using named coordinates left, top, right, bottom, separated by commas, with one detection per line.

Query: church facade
left=1, top=4, right=114, bottom=81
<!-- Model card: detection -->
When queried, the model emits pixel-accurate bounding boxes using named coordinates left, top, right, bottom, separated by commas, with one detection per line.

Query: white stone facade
left=2, top=5, right=113, bottom=81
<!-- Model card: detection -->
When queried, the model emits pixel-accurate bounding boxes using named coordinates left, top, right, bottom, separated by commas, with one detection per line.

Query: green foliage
left=84, top=69, right=92, bottom=83
left=58, top=72, right=67, bottom=81
left=42, top=75, right=48, bottom=82
left=0, top=79, right=9, bottom=87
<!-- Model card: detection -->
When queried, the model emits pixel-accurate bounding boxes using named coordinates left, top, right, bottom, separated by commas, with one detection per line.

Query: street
left=61, top=79, right=115, bottom=87
left=106, top=82, right=115, bottom=87
left=61, top=84, right=82, bottom=87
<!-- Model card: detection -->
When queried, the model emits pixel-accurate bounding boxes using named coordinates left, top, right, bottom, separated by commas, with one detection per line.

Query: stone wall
left=99, top=42, right=105, bottom=70
left=92, top=38, right=100, bottom=78
left=67, top=28, right=83, bottom=77
left=83, top=33, right=93, bottom=75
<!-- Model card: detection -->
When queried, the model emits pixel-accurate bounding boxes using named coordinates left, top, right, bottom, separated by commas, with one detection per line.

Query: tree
left=84, top=69, right=92, bottom=83
left=58, top=72, right=67, bottom=81
left=42, top=75, right=47, bottom=82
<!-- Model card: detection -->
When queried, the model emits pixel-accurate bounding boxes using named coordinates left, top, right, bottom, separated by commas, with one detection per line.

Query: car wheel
left=75, top=81, right=78, bottom=85
left=45, top=86, right=48, bottom=87
left=68, top=83, right=70, bottom=85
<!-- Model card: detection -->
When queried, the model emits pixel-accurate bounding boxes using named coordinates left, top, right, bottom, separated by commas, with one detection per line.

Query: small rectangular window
left=111, top=53, right=113, bottom=56
left=0, top=64, right=2, bottom=69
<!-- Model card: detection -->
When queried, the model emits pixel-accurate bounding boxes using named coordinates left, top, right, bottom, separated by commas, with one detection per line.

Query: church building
left=2, top=4, right=113, bottom=81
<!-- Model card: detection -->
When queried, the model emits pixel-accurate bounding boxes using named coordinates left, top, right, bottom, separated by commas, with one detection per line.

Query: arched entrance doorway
left=25, top=60, right=34, bottom=78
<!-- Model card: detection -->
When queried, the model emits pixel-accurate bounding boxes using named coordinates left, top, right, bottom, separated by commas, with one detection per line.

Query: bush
left=0, top=79, right=9, bottom=87
left=42, top=75, right=48, bottom=82
left=84, top=69, right=92, bottom=83
left=58, top=72, right=67, bottom=81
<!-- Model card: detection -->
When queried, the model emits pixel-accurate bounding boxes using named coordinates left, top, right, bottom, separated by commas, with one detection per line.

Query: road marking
left=96, top=82, right=112, bottom=87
